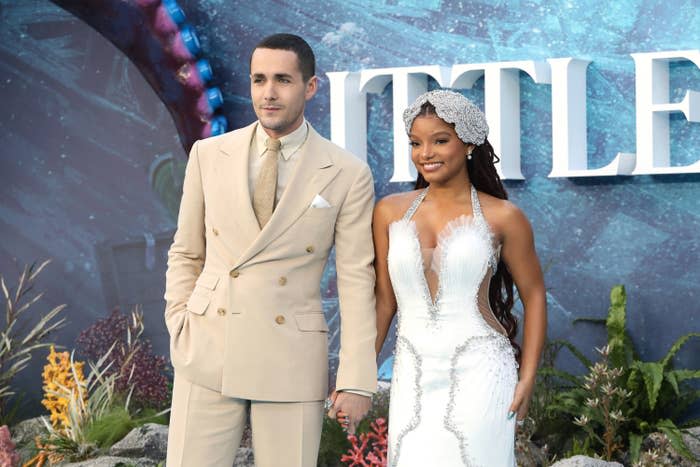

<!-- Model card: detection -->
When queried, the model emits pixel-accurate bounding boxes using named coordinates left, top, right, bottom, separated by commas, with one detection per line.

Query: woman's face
left=409, top=115, right=472, bottom=185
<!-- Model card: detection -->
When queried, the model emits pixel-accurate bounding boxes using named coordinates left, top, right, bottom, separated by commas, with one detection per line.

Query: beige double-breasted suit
left=164, top=121, right=377, bottom=466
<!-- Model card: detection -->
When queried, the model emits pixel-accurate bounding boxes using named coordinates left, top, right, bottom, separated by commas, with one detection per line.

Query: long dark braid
left=413, top=105, right=520, bottom=362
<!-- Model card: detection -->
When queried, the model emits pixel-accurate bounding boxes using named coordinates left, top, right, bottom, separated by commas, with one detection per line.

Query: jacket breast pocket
left=295, top=312, right=329, bottom=333
left=303, top=206, right=337, bottom=220
left=294, top=208, right=337, bottom=249
left=186, top=272, right=220, bottom=316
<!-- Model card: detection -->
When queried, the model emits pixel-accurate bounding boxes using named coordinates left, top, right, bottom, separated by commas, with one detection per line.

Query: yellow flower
left=40, top=346, right=86, bottom=434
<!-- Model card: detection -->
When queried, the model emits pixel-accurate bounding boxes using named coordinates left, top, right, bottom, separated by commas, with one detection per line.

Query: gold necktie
left=253, top=137, right=281, bottom=228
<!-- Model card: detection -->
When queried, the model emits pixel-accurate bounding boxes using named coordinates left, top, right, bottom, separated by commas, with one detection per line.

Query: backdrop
left=1, top=0, right=698, bottom=415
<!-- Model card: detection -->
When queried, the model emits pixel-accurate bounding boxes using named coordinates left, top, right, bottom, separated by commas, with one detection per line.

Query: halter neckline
left=402, top=184, right=484, bottom=223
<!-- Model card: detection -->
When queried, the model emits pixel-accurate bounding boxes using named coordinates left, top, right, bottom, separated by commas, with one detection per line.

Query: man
left=164, top=33, right=377, bottom=467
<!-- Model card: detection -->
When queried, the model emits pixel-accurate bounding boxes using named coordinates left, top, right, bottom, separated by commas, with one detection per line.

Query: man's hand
left=327, top=391, right=371, bottom=435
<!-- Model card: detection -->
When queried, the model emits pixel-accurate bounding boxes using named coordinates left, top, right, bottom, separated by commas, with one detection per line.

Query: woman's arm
left=373, top=198, right=399, bottom=356
left=500, top=203, right=547, bottom=418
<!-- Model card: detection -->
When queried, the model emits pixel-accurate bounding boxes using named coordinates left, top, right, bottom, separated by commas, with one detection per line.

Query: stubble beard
left=258, top=108, right=303, bottom=136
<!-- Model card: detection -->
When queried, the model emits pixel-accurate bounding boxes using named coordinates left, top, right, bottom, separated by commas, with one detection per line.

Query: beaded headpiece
left=403, top=89, right=489, bottom=145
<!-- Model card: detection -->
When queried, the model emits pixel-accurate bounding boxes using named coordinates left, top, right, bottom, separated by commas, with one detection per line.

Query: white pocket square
left=309, top=194, right=331, bottom=209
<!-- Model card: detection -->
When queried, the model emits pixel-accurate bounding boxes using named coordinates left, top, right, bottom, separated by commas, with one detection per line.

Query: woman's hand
left=508, top=377, right=535, bottom=425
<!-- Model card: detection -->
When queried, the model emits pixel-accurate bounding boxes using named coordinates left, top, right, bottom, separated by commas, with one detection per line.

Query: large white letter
left=359, top=66, right=450, bottom=182
left=547, top=58, right=635, bottom=177
left=624, top=50, right=700, bottom=175
left=327, top=71, right=367, bottom=161
left=450, top=61, right=551, bottom=179
left=328, top=66, right=450, bottom=181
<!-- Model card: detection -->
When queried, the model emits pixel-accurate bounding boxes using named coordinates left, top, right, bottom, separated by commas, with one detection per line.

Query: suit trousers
left=166, top=374, right=324, bottom=467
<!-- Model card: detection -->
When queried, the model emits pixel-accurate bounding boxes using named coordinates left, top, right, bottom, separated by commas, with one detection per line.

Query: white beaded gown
left=387, top=186, right=518, bottom=467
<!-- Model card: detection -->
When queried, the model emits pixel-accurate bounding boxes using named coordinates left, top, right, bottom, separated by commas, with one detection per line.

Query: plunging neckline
left=389, top=185, right=499, bottom=314
left=405, top=214, right=476, bottom=308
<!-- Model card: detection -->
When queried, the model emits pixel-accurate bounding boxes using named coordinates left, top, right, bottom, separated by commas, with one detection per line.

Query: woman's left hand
left=507, top=378, right=535, bottom=424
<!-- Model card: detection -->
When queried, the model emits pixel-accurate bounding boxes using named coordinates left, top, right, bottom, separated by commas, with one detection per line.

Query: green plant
left=26, top=346, right=118, bottom=465
left=0, top=260, right=66, bottom=423
left=570, top=344, right=631, bottom=460
left=547, top=285, right=700, bottom=463
left=318, top=412, right=352, bottom=467
left=27, top=341, right=170, bottom=466
left=84, top=404, right=167, bottom=448
left=526, top=338, right=573, bottom=451
left=633, top=432, right=690, bottom=467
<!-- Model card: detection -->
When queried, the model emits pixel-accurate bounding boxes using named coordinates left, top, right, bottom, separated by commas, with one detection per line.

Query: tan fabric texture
left=163, top=121, right=378, bottom=402
left=252, top=137, right=281, bottom=228
left=166, top=375, right=323, bottom=467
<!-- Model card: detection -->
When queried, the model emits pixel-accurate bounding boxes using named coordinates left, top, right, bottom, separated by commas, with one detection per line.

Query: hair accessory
left=403, top=89, right=489, bottom=145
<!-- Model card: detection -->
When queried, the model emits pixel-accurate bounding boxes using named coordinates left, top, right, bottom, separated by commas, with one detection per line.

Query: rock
left=637, top=431, right=698, bottom=466
left=516, top=438, right=548, bottom=467
left=10, top=416, right=48, bottom=465
left=550, top=455, right=623, bottom=467
left=106, top=422, right=252, bottom=466
left=682, top=426, right=700, bottom=462
left=61, top=456, right=158, bottom=467
left=233, top=447, right=254, bottom=467
left=109, top=423, right=167, bottom=460
left=10, top=416, right=46, bottom=448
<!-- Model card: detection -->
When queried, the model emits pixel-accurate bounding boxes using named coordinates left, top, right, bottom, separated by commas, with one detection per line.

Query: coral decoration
left=340, top=418, right=388, bottom=467
left=0, top=425, right=20, bottom=467
left=54, top=0, right=228, bottom=147
left=153, top=3, right=179, bottom=36
left=22, top=436, right=65, bottom=467
left=41, top=346, right=86, bottom=433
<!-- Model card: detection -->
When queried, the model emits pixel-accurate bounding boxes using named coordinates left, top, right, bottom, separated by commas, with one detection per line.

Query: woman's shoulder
left=477, top=191, right=519, bottom=215
left=476, top=191, right=531, bottom=235
left=374, top=189, right=423, bottom=222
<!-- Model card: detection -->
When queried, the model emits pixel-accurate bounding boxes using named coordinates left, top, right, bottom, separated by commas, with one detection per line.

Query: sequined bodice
left=387, top=185, right=505, bottom=338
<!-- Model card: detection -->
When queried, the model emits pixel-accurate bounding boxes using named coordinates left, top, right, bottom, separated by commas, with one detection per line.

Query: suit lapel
left=235, top=125, right=340, bottom=268
left=217, top=122, right=260, bottom=257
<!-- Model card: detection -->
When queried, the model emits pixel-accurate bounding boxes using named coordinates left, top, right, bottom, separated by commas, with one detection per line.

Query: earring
left=467, top=152, right=472, bottom=160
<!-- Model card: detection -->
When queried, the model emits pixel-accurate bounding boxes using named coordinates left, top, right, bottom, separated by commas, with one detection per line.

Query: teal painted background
left=0, top=0, right=698, bottom=413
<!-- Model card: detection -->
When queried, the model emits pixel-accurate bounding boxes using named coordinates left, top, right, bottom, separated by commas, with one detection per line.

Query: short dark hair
left=251, top=33, right=315, bottom=81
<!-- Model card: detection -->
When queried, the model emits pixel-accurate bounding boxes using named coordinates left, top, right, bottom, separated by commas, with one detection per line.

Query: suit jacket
left=164, top=121, right=377, bottom=401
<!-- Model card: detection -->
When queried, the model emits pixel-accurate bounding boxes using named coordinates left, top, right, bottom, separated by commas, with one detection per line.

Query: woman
left=373, top=90, right=547, bottom=466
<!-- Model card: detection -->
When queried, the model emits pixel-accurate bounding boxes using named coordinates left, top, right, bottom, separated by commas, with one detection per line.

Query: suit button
left=217, top=308, right=226, bottom=316
left=278, top=276, right=287, bottom=286
left=275, top=315, right=286, bottom=325
left=212, top=227, right=219, bottom=236
left=230, top=270, right=240, bottom=278
left=305, top=245, right=314, bottom=253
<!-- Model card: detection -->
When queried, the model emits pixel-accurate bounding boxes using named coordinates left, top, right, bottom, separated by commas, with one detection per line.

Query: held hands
left=327, top=390, right=371, bottom=435
left=507, top=378, right=535, bottom=428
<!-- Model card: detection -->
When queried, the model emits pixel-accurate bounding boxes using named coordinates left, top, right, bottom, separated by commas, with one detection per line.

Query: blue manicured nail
left=507, top=411, right=515, bottom=419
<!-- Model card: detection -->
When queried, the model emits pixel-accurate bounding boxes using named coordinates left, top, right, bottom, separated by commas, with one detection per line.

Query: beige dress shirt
left=248, top=120, right=309, bottom=203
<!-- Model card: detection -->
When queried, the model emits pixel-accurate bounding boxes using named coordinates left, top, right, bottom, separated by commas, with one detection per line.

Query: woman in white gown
left=373, top=90, right=547, bottom=466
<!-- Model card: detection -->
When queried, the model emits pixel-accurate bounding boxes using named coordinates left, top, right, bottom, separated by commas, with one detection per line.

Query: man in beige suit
left=164, top=34, right=377, bottom=466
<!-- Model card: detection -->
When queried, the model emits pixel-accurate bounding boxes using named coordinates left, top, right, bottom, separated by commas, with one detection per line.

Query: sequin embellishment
left=390, top=336, right=423, bottom=467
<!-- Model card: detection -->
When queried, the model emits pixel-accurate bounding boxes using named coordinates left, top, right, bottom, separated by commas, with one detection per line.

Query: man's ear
left=305, top=76, right=318, bottom=101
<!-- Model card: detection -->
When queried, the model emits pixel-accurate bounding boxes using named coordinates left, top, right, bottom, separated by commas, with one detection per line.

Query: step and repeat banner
left=1, top=0, right=698, bottom=409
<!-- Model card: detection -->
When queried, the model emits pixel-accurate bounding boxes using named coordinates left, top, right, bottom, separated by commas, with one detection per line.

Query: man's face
left=250, top=48, right=317, bottom=139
